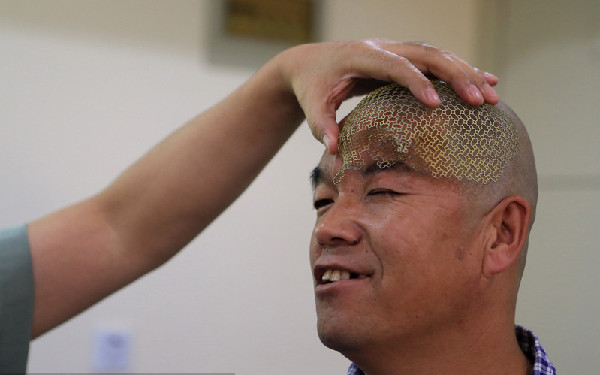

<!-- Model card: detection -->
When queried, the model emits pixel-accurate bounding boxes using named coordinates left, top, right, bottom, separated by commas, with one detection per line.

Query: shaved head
left=336, top=82, right=520, bottom=185
left=335, top=82, right=537, bottom=210
left=491, top=102, right=538, bottom=269
left=334, top=82, right=538, bottom=267
left=496, top=101, right=538, bottom=219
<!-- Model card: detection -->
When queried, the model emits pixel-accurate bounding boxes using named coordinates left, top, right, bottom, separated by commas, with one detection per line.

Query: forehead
left=313, top=151, right=440, bottom=189
left=315, top=152, right=343, bottom=182
left=335, top=82, right=519, bottom=185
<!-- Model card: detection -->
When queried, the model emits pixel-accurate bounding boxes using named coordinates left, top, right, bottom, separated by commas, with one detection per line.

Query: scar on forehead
left=334, top=81, right=519, bottom=185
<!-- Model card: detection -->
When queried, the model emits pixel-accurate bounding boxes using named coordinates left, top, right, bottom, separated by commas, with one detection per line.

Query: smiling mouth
left=320, top=269, right=369, bottom=284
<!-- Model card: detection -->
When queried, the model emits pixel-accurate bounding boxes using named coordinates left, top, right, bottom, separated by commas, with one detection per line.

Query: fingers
left=434, top=50, right=499, bottom=105
left=304, top=89, right=340, bottom=153
left=482, top=71, right=499, bottom=86
left=322, top=124, right=339, bottom=154
left=308, top=113, right=339, bottom=153
left=383, top=58, right=442, bottom=107
left=347, top=41, right=441, bottom=107
left=372, top=40, right=499, bottom=105
left=451, top=55, right=500, bottom=104
left=283, top=39, right=501, bottom=153
left=299, top=74, right=355, bottom=153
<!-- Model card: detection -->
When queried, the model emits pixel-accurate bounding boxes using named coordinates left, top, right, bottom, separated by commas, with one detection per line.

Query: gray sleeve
left=0, top=225, right=34, bottom=374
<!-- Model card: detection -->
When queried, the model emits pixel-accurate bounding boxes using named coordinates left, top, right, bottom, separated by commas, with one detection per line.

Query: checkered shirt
left=347, top=325, right=556, bottom=374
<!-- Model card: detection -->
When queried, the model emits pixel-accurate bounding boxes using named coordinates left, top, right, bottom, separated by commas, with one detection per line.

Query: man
left=0, top=40, right=498, bottom=373
left=309, top=82, right=555, bottom=374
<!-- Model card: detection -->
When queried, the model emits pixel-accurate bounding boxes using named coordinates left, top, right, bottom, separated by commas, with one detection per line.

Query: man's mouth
left=319, top=269, right=369, bottom=284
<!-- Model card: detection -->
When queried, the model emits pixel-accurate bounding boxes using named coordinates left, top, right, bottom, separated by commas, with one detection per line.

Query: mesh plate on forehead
left=334, top=81, right=519, bottom=185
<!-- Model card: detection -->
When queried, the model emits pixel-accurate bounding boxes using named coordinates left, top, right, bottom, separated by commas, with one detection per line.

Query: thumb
left=308, top=112, right=339, bottom=154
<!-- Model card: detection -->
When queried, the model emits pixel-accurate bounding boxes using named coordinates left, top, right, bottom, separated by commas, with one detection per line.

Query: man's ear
left=482, top=195, right=531, bottom=277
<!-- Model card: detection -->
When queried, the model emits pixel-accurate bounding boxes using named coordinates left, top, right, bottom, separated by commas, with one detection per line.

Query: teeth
left=321, top=269, right=352, bottom=283
left=331, top=270, right=341, bottom=281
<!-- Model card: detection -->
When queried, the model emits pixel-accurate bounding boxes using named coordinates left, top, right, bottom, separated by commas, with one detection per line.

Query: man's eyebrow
left=309, top=166, right=325, bottom=190
left=310, top=162, right=415, bottom=189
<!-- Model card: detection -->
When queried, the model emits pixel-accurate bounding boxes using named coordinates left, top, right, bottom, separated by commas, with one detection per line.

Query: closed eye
left=367, top=189, right=403, bottom=197
left=313, top=198, right=334, bottom=210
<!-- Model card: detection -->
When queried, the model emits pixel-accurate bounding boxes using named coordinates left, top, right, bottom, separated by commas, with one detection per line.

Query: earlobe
left=482, top=196, right=531, bottom=277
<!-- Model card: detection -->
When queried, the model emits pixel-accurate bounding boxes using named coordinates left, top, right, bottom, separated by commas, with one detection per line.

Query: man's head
left=309, top=82, right=537, bottom=369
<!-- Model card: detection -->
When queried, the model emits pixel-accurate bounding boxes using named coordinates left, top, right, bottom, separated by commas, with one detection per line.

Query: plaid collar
left=515, top=325, right=556, bottom=375
left=347, top=326, right=555, bottom=375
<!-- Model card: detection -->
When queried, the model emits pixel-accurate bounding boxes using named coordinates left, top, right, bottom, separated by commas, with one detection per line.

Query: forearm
left=99, top=56, right=304, bottom=267
left=28, top=52, right=303, bottom=337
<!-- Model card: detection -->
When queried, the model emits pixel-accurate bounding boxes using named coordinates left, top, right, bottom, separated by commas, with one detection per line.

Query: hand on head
left=277, top=39, right=499, bottom=153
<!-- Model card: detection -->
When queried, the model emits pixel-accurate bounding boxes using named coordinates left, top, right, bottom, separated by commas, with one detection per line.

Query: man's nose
left=313, top=200, right=362, bottom=247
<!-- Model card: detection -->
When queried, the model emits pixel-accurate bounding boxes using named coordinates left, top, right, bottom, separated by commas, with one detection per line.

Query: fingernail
left=483, top=71, right=498, bottom=80
left=425, top=88, right=440, bottom=104
left=482, top=83, right=499, bottom=103
left=469, top=85, right=483, bottom=103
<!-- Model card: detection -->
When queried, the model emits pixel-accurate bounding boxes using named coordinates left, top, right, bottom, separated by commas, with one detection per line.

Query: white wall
left=2, top=0, right=596, bottom=373
left=325, top=0, right=481, bottom=62
left=491, top=1, right=600, bottom=373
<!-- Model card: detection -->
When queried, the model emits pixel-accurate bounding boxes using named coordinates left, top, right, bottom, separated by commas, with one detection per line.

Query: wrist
left=229, top=46, right=305, bottom=136
left=259, top=46, right=306, bottom=124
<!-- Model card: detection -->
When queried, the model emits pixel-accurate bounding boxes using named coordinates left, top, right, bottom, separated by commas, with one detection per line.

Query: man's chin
left=317, top=320, right=366, bottom=354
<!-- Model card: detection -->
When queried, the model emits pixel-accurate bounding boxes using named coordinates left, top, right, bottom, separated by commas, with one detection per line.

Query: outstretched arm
left=27, top=39, right=497, bottom=338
